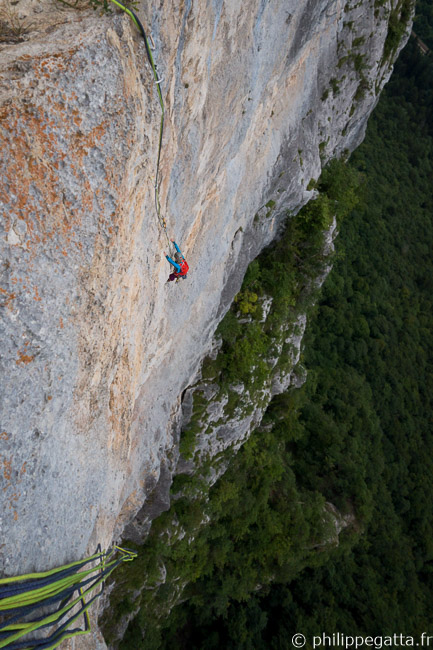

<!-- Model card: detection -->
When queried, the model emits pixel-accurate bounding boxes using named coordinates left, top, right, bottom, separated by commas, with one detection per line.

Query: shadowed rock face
left=0, top=0, right=410, bottom=585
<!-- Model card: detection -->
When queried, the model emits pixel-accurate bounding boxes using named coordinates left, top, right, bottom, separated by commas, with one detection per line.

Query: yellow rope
left=108, top=0, right=170, bottom=245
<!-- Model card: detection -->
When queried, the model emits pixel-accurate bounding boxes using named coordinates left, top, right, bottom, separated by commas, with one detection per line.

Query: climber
left=165, top=238, right=189, bottom=282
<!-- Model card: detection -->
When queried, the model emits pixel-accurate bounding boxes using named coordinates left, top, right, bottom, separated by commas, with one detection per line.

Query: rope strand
left=108, top=0, right=170, bottom=245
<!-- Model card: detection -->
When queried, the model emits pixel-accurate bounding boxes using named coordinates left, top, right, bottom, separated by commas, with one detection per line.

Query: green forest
left=103, top=10, right=433, bottom=649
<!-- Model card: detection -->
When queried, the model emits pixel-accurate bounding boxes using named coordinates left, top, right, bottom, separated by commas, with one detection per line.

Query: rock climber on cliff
left=165, top=238, right=189, bottom=282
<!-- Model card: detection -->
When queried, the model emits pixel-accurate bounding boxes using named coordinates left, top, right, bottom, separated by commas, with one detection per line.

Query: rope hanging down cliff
left=109, top=0, right=169, bottom=245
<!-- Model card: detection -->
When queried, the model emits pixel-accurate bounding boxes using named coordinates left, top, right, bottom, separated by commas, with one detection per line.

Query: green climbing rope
left=0, top=545, right=136, bottom=649
left=108, top=0, right=169, bottom=244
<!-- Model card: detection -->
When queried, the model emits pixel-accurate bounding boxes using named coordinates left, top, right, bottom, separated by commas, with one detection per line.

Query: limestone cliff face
left=0, top=0, right=409, bottom=591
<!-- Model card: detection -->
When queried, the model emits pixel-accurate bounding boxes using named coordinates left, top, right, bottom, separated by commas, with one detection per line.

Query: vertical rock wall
left=0, top=0, right=411, bottom=584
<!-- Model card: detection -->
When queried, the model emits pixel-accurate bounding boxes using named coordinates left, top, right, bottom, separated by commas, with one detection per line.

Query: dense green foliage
left=149, top=35, right=433, bottom=647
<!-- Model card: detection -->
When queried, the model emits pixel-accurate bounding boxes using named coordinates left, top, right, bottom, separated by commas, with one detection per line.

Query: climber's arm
left=166, top=254, right=181, bottom=273
left=171, top=240, right=184, bottom=259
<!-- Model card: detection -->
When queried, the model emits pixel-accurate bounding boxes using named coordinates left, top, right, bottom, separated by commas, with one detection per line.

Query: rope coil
left=0, top=546, right=137, bottom=650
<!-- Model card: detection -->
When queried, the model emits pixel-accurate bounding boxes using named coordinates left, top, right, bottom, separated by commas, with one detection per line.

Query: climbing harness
left=109, top=0, right=169, bottom=244
left=0, top=545, right=136, bottom=649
